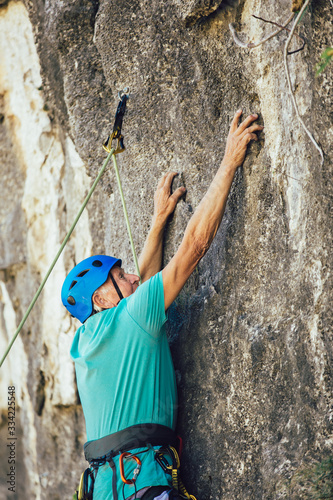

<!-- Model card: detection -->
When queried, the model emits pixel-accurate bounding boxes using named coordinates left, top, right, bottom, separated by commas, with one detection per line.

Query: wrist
left=219, top=159, right=238, bottom=176
left=151, top=215, right=167, bottom=233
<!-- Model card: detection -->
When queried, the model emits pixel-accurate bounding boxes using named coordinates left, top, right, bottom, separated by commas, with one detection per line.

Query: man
left=62, top=110, right=263, bottom=500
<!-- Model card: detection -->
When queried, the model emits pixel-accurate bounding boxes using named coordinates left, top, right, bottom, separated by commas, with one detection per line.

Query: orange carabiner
left=119, top=452, right=142, bottom=485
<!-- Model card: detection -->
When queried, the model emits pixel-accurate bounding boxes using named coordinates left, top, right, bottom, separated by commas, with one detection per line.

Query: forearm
left=138, top=217, right=165, bottom=282
left=161, top=111, right=263, bottom=310
left=183, top=161, right=237, bottom=258
left=140, top=172, right=185, bottom=282
left=161, top=162, right=238, bottom=310
left=181, top=111, right=263, bottom=258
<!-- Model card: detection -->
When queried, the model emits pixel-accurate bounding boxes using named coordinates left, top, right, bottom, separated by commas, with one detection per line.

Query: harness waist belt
left=84, top=424, right=177, bottom=462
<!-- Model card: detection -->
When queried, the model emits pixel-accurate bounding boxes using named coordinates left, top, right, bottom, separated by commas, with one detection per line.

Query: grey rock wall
left=0, top=0, right=332, bottom=499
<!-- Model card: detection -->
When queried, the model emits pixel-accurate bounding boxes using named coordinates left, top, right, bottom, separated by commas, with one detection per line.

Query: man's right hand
left=221, top=110, right=264, bottom=170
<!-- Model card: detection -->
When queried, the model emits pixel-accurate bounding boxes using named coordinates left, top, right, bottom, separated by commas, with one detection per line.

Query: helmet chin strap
left=109, top=272, right=124, bottom=303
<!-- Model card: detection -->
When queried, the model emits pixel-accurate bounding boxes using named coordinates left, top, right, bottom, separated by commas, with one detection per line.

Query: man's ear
left=92, top=292, right=104, bottom=309
left=92, top=292, right=115, bottom=309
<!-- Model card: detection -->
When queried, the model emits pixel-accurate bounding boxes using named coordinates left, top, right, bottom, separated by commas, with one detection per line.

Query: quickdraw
left=103, top=88, right=129, bottom=154
left=103, top=87, right=141, bottom=281
left=76, top=467, right=95, bottom=500
left=155, top=446, right=197, bottom=500
left=0, top=86, right=140, bottom=367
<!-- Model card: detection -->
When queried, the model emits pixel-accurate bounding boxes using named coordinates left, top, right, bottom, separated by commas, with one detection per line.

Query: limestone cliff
left=0, top=0, right=332, bottom=499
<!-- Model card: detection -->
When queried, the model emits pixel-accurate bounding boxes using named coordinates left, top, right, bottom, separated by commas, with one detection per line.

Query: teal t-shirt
left=70, top=272, right=177, bottom=499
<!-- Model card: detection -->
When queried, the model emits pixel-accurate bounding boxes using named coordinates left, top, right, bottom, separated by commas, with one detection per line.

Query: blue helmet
left=61, top=255, right=121, bottom=323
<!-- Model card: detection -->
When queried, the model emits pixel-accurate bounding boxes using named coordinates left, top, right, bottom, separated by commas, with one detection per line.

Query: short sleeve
left=125, top=271, right=167, bottom=338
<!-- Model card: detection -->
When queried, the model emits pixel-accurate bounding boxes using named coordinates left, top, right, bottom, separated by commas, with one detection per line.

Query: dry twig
left=252, top=15, right=305, bottom=54
left=283, top=0, right=324, bottom=163
left=229, top=13, right=294, bottom=49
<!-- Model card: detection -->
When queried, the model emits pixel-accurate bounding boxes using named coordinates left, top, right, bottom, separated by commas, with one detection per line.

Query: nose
left=128, top=273, right=140, bottom=285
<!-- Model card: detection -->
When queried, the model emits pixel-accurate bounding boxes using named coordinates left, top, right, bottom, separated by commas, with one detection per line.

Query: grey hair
left=93, top=303, right=103, bottom=313
left=92, top=274, right=115, bottom=313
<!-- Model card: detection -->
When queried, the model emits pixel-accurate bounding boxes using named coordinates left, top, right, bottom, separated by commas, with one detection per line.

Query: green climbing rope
left=0, top=146, right=141, bottom=367
left=112, top=153, right=141, bottom=282
left=0, top=148, right=115, bottom=367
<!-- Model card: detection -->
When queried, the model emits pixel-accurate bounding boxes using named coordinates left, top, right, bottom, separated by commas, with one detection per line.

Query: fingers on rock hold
left=244, top=132, right=258, bottom=143
left=238, top=114, right=258, bottom=133
left=247, top=124, right=264, bottom=134
left=230, top=109, right=243, bottom=132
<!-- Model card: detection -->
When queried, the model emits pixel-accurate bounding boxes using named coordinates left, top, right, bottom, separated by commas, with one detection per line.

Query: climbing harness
left=0, top=88, right=140, bottom=367
left=75, top=424, right=196, bottom=500
left=76, top=424, right=177, bottom=500
left=84, top=424, right=178, bottom=464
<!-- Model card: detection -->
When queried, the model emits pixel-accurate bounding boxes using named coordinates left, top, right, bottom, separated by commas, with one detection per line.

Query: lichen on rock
left=291, top=0, right=306, bottom=12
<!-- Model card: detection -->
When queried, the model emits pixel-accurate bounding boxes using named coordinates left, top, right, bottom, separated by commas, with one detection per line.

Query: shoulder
left=125, top=272, right=167, bottom=338
left=127, top=272, right=164, bottom=305
left=70, top=307, right=118, bottom=358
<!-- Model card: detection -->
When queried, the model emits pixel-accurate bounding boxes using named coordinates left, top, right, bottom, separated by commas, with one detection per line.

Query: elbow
left=185, top=228, right=211, bottom=262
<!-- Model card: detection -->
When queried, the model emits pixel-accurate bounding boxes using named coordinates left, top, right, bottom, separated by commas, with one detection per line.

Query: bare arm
left=162, top=110, right=264, bottom=309
left=139, top=172, right=185, bottom=282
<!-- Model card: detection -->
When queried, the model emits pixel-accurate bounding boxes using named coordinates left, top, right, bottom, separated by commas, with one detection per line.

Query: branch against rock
left=252, top=15, right=305, bottom=54
left=283, top=0, right=324, bottom=163
left=229, top=13, right=294, bottom=49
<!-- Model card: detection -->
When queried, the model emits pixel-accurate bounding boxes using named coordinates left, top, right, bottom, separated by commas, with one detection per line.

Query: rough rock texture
left=0, top=0, right=332, bottom=499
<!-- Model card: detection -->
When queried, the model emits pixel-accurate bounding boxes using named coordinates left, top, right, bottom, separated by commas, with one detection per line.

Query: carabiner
left=119, top=452, right=142, bottom=485
left=103, top=132, right=125, bottom=154
left=154, top=450, right=172, bottom=474
left=118, top=87, right=130, bottom=100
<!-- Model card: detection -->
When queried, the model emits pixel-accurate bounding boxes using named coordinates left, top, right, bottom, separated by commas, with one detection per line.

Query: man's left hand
left=153, top=172, right=186, bottom=225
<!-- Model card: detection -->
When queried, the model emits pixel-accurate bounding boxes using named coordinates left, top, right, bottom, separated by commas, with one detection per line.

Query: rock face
left=0, top=0, right=332, bottom=499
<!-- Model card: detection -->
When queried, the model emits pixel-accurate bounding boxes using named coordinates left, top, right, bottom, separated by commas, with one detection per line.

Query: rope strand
left=112, top=154, right=141, bottom=282
left=0, top=148, right=115, bottom=367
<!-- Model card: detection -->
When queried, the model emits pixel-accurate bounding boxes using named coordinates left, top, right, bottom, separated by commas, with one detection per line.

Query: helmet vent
left=92, top=260, right=103, bottom=267
left=69, top=280, right=77, bottom=290
left=77, top=270, right=89, bottom=278
left=67, top=296, right=76, bottom=306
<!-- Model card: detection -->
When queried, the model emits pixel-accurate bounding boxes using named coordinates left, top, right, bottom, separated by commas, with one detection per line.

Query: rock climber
left=61, top=110, right=263, bottom=500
